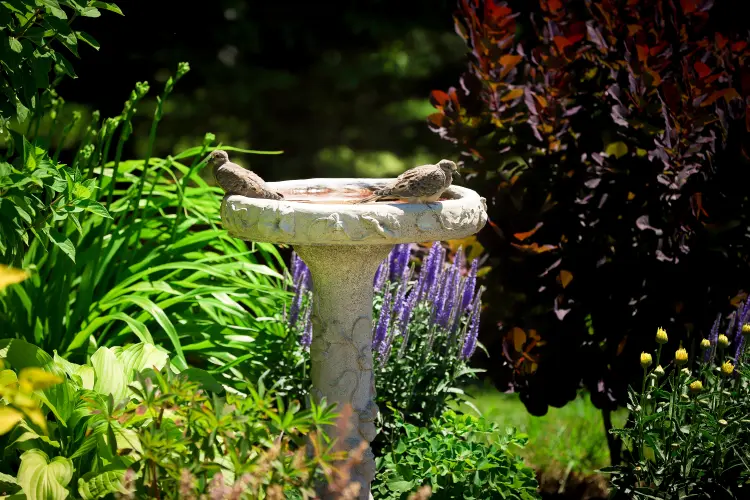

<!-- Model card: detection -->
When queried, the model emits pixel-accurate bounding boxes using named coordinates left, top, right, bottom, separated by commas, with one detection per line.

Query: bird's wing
left=388, top=166, right=445, bottom=198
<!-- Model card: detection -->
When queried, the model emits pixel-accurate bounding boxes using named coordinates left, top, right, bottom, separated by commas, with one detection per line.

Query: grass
left=460, top=387, right=627, bottom=483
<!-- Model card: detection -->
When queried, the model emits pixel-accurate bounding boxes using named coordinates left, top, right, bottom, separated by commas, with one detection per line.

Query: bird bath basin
left=220, top=178, right=487, bottom=499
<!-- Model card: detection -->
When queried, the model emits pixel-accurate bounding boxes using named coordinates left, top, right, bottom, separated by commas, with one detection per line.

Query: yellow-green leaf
left=605, top=141, right=629, bottom=159
left=0, top=406, right=24, bottom=435
left=17, top=449, right=73, bottom=500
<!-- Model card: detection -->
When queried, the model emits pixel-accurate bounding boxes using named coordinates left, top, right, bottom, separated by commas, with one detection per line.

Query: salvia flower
left=461, top=292, right=482, bottom=359
left=300, top=302, right=313, bottom=347
left=675, top=347, right=688, bottom=366
left=288, top=268, right=309, bottom=327
left=389, top=244, right=410, bottom=282
left=424, top=242, right=443, bottom=302
left=372, top=289, right=393, bottom=350
left=655, top=327, right=668, bottom=344
left=373, top=259, right=389, bottom=291
left=640, top=352, right=652, bottom=369
left=705, top=313, right=721, bottom=362
left=436, top=267, right=459, bottom=328
left=461, top=259, right=478, bottom=311
left=721, top=360, right=735, bottom=376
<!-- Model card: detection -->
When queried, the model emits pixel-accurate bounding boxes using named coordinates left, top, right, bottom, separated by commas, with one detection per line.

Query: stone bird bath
left=220, top=178, right=487, bottom=499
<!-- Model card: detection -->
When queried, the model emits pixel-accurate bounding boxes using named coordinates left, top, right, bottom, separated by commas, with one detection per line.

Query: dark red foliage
left=430, top=0, right=750, bottom=415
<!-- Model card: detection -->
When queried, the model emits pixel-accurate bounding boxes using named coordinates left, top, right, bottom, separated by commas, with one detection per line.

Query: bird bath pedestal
left=220, top=178, right=487, bottom=499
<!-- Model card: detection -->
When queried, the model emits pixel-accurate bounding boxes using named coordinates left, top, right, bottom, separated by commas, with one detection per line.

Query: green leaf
left=43, top=227, right=75, bottom=263
left=112, top=342, right=169, bottom=383
left=91, top=1, right=123, bottom=15
left=90, top=346, right=127, bottom=402
left=9, top=38, right=23, bottom=53
left=17, top=449, right=73, bottom=500
left=0, top=339, right=73, bottom=424
left=387, top=480, right=415, bottom=492
left=77, top=469, right=129, bottom=499
left=74, top=31, right=99, bottom=50
left=81, top=200, right=111, bottom=219
left=179, top=367, right=224, bottom=393
left=38, top=0, right=68, bottom=20
left=0, top=471, right=20, bottom=494
left=79, top=6, right=100, bottom=17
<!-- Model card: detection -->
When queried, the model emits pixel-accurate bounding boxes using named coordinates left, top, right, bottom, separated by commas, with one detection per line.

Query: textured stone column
left=294, top=244, right=393, bottom=500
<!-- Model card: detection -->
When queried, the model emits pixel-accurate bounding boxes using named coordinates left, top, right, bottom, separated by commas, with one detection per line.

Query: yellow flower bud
left=689, top=380, right=703, bottom=393
left=655, top=327, right=668, bottom=344
left=700, top=338, right=711, bottom=350
left=640, top=352, right=653, bottom=368
left=675, top=348, right=688, bottom=366
left=654, top=365, right=665, bottom=378
left=742, top=323, right=750, bottom=336
left=718, top=419, right=728, bottom=426
left=681, top=368, right=691, bottom=377
left=721, top=361, right=735, bottom=376
left=718, top=334, right=730, bottom=348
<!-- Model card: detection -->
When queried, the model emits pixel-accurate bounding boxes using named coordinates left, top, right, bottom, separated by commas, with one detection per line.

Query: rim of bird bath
left=220, top=177, right=487, bottom=499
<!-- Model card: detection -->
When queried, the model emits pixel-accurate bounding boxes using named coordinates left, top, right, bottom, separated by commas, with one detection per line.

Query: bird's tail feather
left=356, top=193, right=381, bottom=204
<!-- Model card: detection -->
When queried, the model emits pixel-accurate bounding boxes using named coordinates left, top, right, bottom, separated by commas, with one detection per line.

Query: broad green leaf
left=0, top=339, right=73, bottom=423
left=81, top=200, right=111, bottom=219
left=0, top=471, right=20, bottom=494
left=43, top=227, right=75, bottom=263
left=79, top=6, right=100, bottom=17
left=38, top=0, right=67, bottom=19
left=90, top=347, right=127, bottom=402
left=17, top=449, right=73, bottom=500
left=77, top=469, right=129, bottom=499
left=387, top=480, right=415, bottom=492
left=112, top=343, right=169, bottom=382
left=74, top=31, right=100, bottom=50
left=91, top=1, right=123, bottom=15
left=9, top=38, right=23, bottom=53
left=179, top=367, right=224, bottom=393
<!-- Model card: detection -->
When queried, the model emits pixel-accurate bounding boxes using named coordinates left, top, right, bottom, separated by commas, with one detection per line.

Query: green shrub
left=0, top=338, right=344, bottom=499
left=375, top=410, right=540, bottom=500
left=604, top=324, right=750, bottom=498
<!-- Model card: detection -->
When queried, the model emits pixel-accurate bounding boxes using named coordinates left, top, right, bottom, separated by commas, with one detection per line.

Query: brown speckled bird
left=357, top=159, right=458, bottom=204
left=208, top=150, right=283, bottom=200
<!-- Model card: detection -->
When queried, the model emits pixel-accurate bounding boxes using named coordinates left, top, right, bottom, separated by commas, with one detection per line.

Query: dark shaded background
left=56, top=0, right=467, bottom=182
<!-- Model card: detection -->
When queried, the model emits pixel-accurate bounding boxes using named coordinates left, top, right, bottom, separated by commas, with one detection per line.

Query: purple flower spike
left=423, top=243, right=442, bottom=299
left=374, top=259, right=389, bottom=291
left=372, top=290, right=393, bottom=349
left=461, top=259, right=478, bottom=312
left=462, top=295, right=482, bottom=359
left=300, top=302, right=313, bottom=347
left=452, top=247, right=464, bottom=275
left=705, top=313, right=721, bottom=362
left=288, top=268, right=308, bottom=327
left=437, top=268, right=459, bottom=328
left=389, top=244, right=411, bottom=282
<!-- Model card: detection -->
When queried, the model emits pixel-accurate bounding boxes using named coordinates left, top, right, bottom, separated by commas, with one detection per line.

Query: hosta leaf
left=111, top=343, right=169, bottom=383
left=90, top=347, right=127, bottom=402
left=77, top=469, right=129, bottom=499
left=17, top=449, right=73, bottom=500
left=0, top=339, right=73, bottom=424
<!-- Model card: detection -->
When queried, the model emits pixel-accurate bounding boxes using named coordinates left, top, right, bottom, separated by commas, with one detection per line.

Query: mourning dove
left=357, top=159, right=458, bottom=204
left=208, top=150, right=283, bottom=200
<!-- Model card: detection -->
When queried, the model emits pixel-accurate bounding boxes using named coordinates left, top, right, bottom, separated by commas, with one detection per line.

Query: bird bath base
left=221, top=178, right=487, bottom=499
